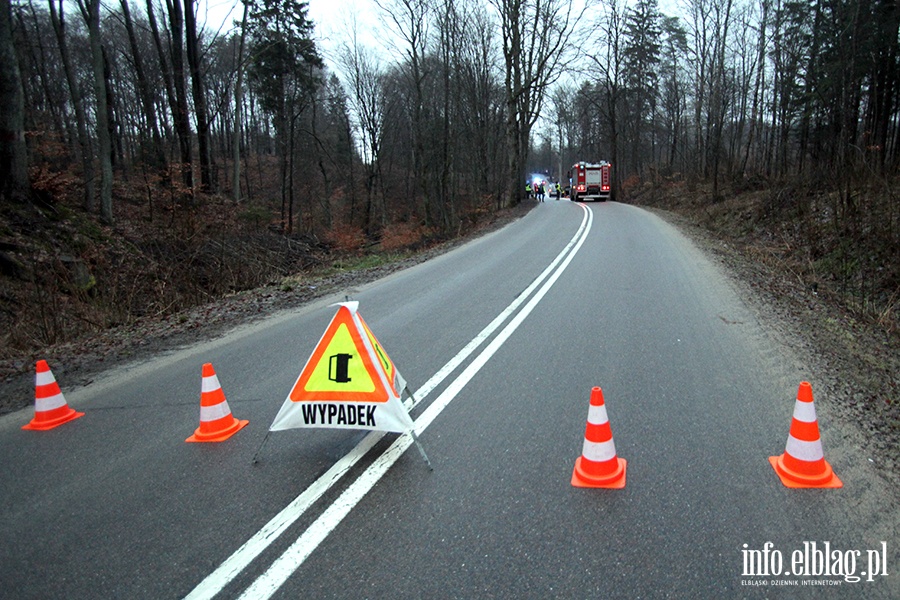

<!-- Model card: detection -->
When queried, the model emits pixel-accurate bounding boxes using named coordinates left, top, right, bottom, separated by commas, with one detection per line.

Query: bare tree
left=78, top=0, right=114, bottom=223
left=338, top=23, right=386, bottom=233
left=490, top=0, right=584, bottom=206
left=375, top=0, right=431, bottom=224
left=659, top=14, right=688, bottom=172
left=47, top=0, right=95, bottom=211
left=708, top=0, right=734, bottom=198
left=433, top=0, right=461, bottom=231
left=548, top=84, right=575, bottom=182
left=456, top=2, right=504, bottom=206
left=232, top=2, right=248, bottom=203
left=120, top=0, right=166, bottom=175
left=184, top=0, right=212, bottom=192
left=588, top=0, right=627, bottom=194
left=161, top=0, right=194, bottom=196
left=740, top=0, right=768, bottom=178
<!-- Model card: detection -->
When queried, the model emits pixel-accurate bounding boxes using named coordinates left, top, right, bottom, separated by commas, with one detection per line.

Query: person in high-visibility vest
left=525, top=183, right=532, bottom=199
left=555, top=182, right=561, bottom=199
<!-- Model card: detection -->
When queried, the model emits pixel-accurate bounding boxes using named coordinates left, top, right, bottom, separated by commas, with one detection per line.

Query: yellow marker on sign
left=360, top=315, right=404, bottom=396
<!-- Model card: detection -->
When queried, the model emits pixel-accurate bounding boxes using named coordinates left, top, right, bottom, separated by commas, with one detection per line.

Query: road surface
left=1, top=200, right=896, bottom=599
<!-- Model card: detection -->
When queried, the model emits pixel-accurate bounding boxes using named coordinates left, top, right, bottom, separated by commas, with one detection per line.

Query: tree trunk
left=232, top=3, right=248, bottom=203
left=741, top=0, right=768, bottom=178
left=865, top=0, right=899, bottom=174
left=377, top=0, right=430, bottom=224
left=102, top=44, right=120, bottom=167
left=24, top=2, right=66, bottom=144
left=501, top=0, right=522, bottom=207
left=48, top=0, right=94, bottom=211
left=146, top=0, right=174, bottom=123
left=184, top=0, right=212, bottom=192
left=120, top=0, right=166, bottom=175
left=710, top=0, right=734, bottom=200
left=165, top=0, right=194, bottom=197
left=288, top=113, right=295, bottom=234
left=80, top=0, right=114, bottom=223
left=0, top=0, right=28, bottom=204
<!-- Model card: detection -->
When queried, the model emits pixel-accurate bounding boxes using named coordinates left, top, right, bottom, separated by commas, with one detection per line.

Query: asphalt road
left=1, top=200, right=897, bottom=599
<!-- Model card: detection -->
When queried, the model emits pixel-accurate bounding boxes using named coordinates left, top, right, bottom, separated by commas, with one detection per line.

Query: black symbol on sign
left=329, top=353, right=353, bottom=383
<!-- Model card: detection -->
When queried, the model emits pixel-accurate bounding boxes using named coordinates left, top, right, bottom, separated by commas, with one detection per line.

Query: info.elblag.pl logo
left=741, top=541, right=890, bottom=586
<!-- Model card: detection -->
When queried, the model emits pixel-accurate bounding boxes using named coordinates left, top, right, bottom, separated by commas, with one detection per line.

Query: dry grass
left=381, top=221, right=428, bottom=251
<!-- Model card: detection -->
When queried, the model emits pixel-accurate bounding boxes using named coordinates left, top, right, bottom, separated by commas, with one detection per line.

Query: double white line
left=185, top=203, right=593, bottom=600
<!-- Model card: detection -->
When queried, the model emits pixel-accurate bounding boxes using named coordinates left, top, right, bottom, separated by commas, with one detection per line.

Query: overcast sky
left=197, top=0, right=383, bottom=71
left=195, top=0, right=686, bottom=79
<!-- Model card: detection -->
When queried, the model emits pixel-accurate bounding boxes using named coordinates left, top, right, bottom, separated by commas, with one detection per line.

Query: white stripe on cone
left=587, top=404, right=609, bottom=425
left=200, top=402, right=233, bottom=422
left=35, top=370, right=56, bottom=386
left=202, top=375, right=222, bottom=394
left=792, top=401, right=817, bottom=423
left=580, top=438, right=618, bottom=463
left=35, top=393, right=68, bottom=413
left=785, top=435, right=825, bottom=462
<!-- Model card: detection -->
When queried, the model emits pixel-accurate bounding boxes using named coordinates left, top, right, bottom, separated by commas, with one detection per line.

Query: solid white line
left=238, top=205, right=592, bottom=599
left=183, top=204, right=590, bottom=600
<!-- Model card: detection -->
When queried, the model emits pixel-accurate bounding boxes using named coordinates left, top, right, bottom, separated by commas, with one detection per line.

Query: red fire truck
left=568, top=161, right=612, bottom=202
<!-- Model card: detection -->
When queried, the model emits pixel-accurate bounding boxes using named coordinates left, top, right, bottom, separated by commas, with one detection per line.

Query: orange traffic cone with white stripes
left=22, top=360, right=84, bottom=431
left=572, top=387, right=627, bottom=489
left=186, top=363, right=249, bottom=443
left=769, top=382, right=842, bottom=488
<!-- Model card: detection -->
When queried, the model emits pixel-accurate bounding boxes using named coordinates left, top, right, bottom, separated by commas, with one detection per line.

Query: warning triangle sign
left=290, top=306, right=388, bottom=403
left=269, top=302, right=415, bottom=434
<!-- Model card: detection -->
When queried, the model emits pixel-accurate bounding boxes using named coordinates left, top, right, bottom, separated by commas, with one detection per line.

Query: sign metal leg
left=403, top=386, right=432, bottom=470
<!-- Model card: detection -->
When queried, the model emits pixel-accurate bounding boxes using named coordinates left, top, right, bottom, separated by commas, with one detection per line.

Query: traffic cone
left=186, top=363, right=249, bottom=442
left=769, top=382, right=842, bottom=488
left=572, top=387, right=627, bottom=489
left=22, top=360, right=84, bottom=431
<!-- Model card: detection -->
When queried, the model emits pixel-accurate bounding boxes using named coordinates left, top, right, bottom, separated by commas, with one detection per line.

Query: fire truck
left=568, top=161, right=612, bottom=202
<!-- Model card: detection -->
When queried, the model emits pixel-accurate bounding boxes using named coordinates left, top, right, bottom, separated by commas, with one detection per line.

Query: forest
left=0, top=0, right=898, bottom=356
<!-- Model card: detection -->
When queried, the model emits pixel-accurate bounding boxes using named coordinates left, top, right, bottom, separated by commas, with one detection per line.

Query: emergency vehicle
left=568, top=161, right=612, bottom=202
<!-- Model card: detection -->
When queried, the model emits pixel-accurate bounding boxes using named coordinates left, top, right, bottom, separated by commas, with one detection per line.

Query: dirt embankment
left=637, top=181, right=899, bottom=479
left=0, top=200, right=534, bottom=415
